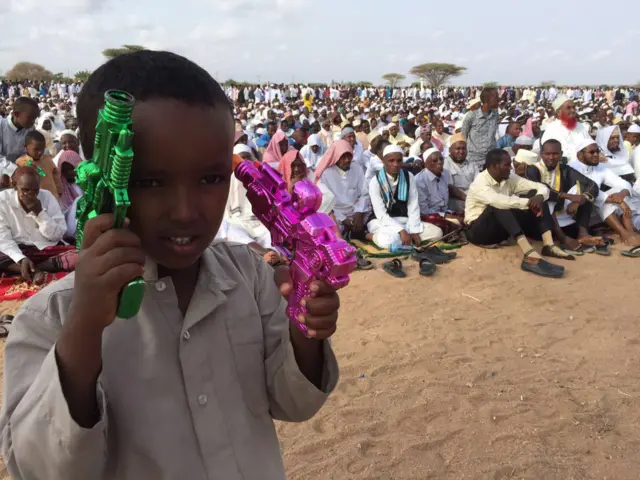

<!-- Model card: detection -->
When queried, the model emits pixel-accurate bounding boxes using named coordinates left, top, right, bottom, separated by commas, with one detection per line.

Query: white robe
left=367, top=172, right=443, bottom=249
left=224, top=176, right=272, bottom=248
left=541, top=120, right=591, bottom=164
left=318, top=165, right=370, bottom=230
left=568, top=160, right=640, bottom=229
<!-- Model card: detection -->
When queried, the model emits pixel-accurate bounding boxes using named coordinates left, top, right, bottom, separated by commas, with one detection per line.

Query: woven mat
left=350, top=239, right=461, bottom=259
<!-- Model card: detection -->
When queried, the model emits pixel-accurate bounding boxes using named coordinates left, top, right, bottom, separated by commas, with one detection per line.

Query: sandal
left=559, top=244, right=586, bottom=256
left=541, top=245, right=575, bottom=261
left=356, top=252, right=374, bottom=270
left=411, top=248, right=451, bottom=265
left=0, top=324, right=10, bottom=338
left=595, top=244, right=611, bottom=256
left=621, top=246, right=640, bottom=258
left=419, top=259, right=437, bottom=277
left=383, top=259, right=406, bottom=278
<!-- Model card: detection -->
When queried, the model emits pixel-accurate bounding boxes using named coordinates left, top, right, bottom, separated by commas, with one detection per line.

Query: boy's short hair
left=13, top=97, right=39, bottom=113
left=77, top=50, right=232, bottom=158
left=25, top=130, right=45, bottom=145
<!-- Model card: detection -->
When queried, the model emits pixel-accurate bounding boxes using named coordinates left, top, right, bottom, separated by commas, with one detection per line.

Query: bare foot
left=577, top=235, right=605, bottom=247
left=621, top=234, right=640, bottom=247
left=563, top=237, right=581, bottom=250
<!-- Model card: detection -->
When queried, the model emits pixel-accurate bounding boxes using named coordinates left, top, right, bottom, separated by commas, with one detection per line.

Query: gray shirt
left=0, top=242, right=339, bottom=480
left=415, top=168, right=452, bottom=215
left=0, top=116, right=31, bottom=163
left=461, top=109, right=499, bottom=167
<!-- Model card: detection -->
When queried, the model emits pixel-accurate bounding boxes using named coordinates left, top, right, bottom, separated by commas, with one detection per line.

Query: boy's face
left=127, top=99, right=233, bottom=271
left=25, top=140, right=45, bottom=161
left=15, top=106, right=39, bottom=129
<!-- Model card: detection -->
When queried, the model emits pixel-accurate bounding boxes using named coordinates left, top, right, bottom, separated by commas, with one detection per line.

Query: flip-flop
left=356, top=253, right=374, bottom=270
left=419, top=259, right=437, bottom=277
left=621, top=246, right=640, bottom=258
left=411, top=248, right=450, bottom=265
left=0, top=315, right=14, bottom=323
left=559, top=244, right=585, bottom=256
left=595, top=244, right=612, bottom=256
left=383, top=259, right=406, bottom=278
left=0, top=324, right=10, bottom=338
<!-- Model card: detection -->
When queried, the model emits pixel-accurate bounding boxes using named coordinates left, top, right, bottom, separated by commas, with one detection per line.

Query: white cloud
left=534, top=37, right=547, bottom=43
left=277, top=44, right=288, bottom=52
left=431, top=30, right=445, bottom=39
left=549, top=49, right=565, bottom=57
left=590, top=49, right=612, bottom=61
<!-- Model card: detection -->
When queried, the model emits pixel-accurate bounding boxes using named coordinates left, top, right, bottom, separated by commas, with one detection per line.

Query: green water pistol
left=75, top=90, right=145, bottom=319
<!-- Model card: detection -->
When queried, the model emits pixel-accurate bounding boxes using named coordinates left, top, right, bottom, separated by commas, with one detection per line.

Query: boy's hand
left=70, top=214, right=145, bottom=331
left=274, top=266, right=340, bottom=340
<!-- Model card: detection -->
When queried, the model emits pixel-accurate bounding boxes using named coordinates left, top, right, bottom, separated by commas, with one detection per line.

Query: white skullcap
left=353, top=119, right=362, bottom=127
left=422, top=148, right=440, bottom=161
left=233, top=144, right=252, bottom=155
left=515, top=136, right=535, bottom=146
left=341, top=127, right=355, bottom=137
left=56, top=129, right=77, bottom=140
left=382, top=145, right=404, bottom=158
left=256, top=128, right=267, bottom=135
left=407, top=114, right=416, bottom=120
left=552, top=95, right=570, bottom=112
left=576, top=137, right=597, bottom=153
left=628, top=124, right=640, bottom=134
left=514, top=149, right=539, bottom=166
left=388, top=123, right=397, bottom=128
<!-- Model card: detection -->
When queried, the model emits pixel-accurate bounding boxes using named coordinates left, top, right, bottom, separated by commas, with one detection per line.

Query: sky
left=1, top=0, right=639, bottom=86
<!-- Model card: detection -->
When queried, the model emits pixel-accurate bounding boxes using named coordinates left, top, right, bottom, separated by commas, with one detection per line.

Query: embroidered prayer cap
left=515, top=136, right=534, bottom=146
left=382, top=145, right=404, bottom=158
left=514, top=149, right=539, bottom=166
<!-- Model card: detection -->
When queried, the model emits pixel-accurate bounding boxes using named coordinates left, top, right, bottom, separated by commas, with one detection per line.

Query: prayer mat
left=349, top=239, right=461, bottom=259
left=0, top=273, right=68, bottom=302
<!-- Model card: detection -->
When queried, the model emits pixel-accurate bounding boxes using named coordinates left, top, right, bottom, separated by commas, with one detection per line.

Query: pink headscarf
left=313, top=139, right=353, bottom=183
left=262, top=130, right=292, bottom=168
left=431, top=137, right=444, bottom=152
left=278, top=150, right=305, bottom=191
left=54, top=150, right=83, bottom=212
left=522, top=118, right=535, bottom=138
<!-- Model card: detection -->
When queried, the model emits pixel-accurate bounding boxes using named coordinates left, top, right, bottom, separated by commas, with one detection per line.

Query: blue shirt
left=496, top=134, right=514, bottom=150
left=256, top=134, right=271, bottom=148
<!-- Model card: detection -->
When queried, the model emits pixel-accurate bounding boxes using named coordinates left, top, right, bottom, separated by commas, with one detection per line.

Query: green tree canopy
left=74, top=70, right=92, bottom=82
left=382, top=73, right=406, bottom=88
left=483, top=81, right=500, bottom=88
left=102, top=45, right=146, bottom=60
left=409, top=63, right=467, bottom=89
left=5, top=62, right=54, bottom=81
left=539, top=81, right=556, bottom=88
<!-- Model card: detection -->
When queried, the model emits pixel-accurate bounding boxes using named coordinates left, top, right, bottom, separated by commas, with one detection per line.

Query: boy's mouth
left=169, top=237, right=193, bottom=245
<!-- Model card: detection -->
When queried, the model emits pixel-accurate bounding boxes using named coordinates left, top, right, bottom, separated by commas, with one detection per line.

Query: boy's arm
left=0, top=300, right=108, bottom=480
left=254, top=255, right=339, bottom=423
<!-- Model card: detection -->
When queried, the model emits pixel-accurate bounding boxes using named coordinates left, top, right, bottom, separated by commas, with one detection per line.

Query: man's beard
left=558, top=112, right=578, bottom=130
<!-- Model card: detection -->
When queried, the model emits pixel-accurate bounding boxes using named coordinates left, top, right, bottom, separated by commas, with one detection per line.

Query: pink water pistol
left=234, top=160, right=357, bottom=335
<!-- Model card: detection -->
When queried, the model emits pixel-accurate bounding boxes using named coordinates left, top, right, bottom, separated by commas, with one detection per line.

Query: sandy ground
left=0, top=244, right=640, bottom=479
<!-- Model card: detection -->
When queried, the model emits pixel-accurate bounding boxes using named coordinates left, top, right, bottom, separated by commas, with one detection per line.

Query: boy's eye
left=200, top=174, right=225, bottom=185
left=132, top=179, right=161, bottom=188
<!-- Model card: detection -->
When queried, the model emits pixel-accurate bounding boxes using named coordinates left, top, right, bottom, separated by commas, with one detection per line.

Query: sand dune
left=1, top=243, right=640, bottom=479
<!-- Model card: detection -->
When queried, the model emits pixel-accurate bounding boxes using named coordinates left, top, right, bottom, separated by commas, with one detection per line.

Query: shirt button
left=197, top=394, right=208, bottom=406
left=155, top=281, right=166, bottom=292
left=183, top=330, right=191, bottom=341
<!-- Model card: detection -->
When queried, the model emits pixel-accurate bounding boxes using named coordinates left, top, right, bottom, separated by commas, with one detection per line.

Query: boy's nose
left=168, top=187, right=199, bottom=223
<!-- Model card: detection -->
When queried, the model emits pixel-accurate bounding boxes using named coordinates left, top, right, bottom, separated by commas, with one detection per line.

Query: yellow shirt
left=303, top=95, right=313, bottom=110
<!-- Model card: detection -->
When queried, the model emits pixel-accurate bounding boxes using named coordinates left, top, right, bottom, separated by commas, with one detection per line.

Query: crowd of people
left=1, top=78, right=640, bottom=281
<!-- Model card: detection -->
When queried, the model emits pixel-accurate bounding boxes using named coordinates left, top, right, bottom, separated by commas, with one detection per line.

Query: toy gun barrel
left=234, top=159, right=357, bottom=335
left=76, top=90, right=145, bottom=319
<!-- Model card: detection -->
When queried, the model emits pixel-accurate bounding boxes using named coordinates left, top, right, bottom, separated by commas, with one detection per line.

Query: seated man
left=443, top=133, right=478, bottom=214
left=367, top=145, right=443, bottom=249
left=512, top=148, right=539, bottom=177
left=315, top=139, right=370, bottom=241
left=0, top=167, right=75, bottom=283
left=569, top=139, right=640, bottom=247
left=525, top=139, right=603, bottom=251
left=465, top=149, right=569, bottom=278
left=596, top=125, right=635, bottom=182
left=508, top=135, right=535, bottom=160
left=415, top=148, right=464, bottom=235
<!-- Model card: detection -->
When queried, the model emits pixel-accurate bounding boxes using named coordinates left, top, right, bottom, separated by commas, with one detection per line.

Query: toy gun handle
left=286, top=266, right=312, bottom=335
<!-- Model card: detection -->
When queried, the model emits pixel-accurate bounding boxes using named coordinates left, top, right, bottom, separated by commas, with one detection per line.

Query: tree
left=102, top=45, right=146, bottom=60
left=483, top=81, right=500, bottom=88
left=75, top=70, right=92, bottom=82
left=382, top=73, right=406, bottom=88
left=409, top=63, right=467, bottom=89
left=5, top=62, right=54, bottom=81
left=539, top=81, right=556, bottom=88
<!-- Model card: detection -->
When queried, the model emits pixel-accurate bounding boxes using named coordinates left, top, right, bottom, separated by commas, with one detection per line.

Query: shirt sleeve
left=461, top=112, right=472, bottom=140
left=510, top=174, right=550, bottom=200
left=415, top=173, right=431, bottom=216
left=405, top=173, right=424, bottom=234
left=0, top=300, right=108, bottom=480
left=467, top=179, right=530, bottom=211
left=30, top=191, right=67, bottom=241
left=353, top=168, right=370, bottom=213
left=255, top=255, right=339, bottom=423
left=603, top=169, right=632, bottom=191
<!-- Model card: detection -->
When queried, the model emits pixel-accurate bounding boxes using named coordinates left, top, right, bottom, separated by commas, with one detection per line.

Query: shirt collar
left=424, top=169, right=440, bottom=182
left=7, top=115, right=18, bottom=132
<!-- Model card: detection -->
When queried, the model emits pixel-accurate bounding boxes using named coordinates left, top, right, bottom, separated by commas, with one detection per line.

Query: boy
left=0, top=96, right=39, bottom=164
left=16, top=130, right=63, bottom=197
left=0, top=51, right=341, bottom=480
